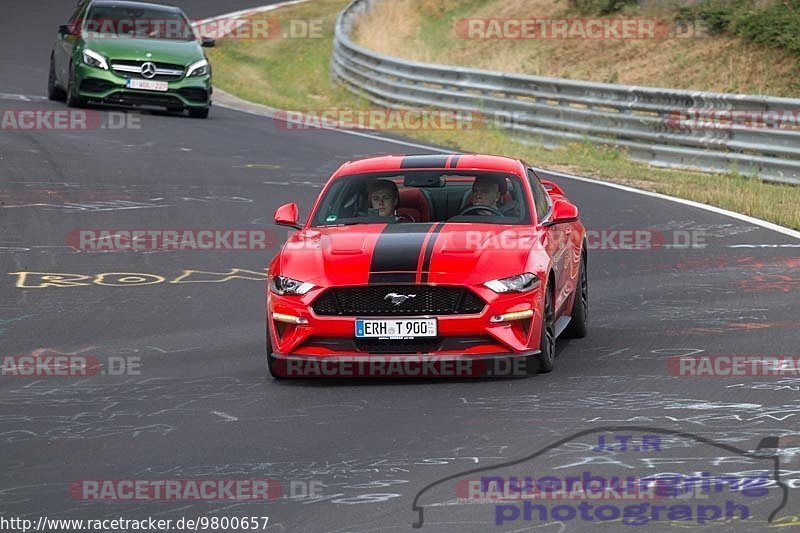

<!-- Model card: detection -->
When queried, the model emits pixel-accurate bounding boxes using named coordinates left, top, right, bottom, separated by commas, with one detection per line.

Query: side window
left=527, top=169, right=551, bottom=222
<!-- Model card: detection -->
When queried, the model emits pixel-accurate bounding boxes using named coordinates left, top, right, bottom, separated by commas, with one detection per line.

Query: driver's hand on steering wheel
left=459, top=203, right=504, bottom=217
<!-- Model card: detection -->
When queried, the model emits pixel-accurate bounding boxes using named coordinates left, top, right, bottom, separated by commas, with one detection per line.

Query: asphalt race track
left=2, top=1, right=800, bottom=532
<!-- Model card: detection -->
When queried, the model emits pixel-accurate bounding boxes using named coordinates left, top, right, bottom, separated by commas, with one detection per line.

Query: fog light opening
left=273, top=312, right=309, bottom=325
left=490, top=309, right=535, bottom=323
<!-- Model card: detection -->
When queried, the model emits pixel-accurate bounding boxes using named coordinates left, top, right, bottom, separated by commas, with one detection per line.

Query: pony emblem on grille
left=384, top=293, right=416, bottom=306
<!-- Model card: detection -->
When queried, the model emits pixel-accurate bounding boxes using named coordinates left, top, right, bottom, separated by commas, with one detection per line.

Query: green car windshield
left=83, top=5, right=196, bottom=41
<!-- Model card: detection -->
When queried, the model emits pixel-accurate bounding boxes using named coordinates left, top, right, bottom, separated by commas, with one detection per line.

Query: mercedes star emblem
left=140, top=62, right=157, bottom=79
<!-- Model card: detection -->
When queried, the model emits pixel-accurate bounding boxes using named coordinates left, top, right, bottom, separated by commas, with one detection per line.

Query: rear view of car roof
left=335, top=154, right=524, bottom=177
left=88, top=0, right=181, bottom=13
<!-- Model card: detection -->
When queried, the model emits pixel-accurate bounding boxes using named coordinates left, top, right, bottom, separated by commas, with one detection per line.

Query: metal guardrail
left=331, top=0, right=800, bottom=184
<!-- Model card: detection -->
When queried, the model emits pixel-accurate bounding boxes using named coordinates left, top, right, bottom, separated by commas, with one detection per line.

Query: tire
left=265, top=327, right=284, bottom=380
left=65, top=63, right=84, bottom=108
left=533, top=282, right=556, bottom=374
left=563, top=252, right=588, bottom=338
left=188, top=107, right=209, bottom=119
left=48, top=56, right=66, bottom=102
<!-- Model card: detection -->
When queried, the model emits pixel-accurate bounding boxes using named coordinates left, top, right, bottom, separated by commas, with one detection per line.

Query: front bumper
left=269, top=351, right=541, bottom=378
left=74, top=63, right=211, bottom=109
left=267, top=284, right=544, bottom=373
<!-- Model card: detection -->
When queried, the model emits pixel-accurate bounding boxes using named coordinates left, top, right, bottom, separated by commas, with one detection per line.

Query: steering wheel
left=459, top=204, right=503, bottom=217
left=396, top=213, right=416, bottom=223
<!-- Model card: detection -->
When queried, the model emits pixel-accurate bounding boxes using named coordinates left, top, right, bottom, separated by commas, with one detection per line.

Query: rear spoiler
left=540, top=179, right=565, bottom=196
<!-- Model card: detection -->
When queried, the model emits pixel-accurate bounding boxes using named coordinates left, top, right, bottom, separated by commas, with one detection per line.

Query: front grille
left=102, top=92, right=183, bottom=107
left=110, top=60, right=185, bottom=81
left=312, top=285, right=485, bottom=316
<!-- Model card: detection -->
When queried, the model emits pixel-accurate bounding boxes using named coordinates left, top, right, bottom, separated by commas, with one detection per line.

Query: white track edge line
left=532, top=167, right=800, bottom=240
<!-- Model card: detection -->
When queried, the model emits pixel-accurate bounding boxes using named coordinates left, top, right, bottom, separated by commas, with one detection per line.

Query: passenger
left=366, top=179, right=400, bottom=217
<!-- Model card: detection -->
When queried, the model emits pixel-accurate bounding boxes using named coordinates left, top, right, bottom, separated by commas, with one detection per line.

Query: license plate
left=355, top=318, right=437, bottom=339
left=126, top=79, right=168, bottom=92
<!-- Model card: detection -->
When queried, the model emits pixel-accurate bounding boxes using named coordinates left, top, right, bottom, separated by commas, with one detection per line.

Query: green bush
left=676, top=0, right=800, bottom=55
left=733, top=0, right=800, bottom=55
left=675, top=0, right=745, bottom=34
left=566, top=0, right=638, bottom=15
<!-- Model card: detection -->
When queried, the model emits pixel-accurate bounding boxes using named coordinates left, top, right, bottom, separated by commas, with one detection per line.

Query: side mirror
left=540, top=179, right=565, bottom=196
left=543, top=199, right=579, bottom=226
left=58, top=24, right=73, bottom=36
left=274, top=203, right=301, bottom=229
left=201, top=37, right=216, bottom=48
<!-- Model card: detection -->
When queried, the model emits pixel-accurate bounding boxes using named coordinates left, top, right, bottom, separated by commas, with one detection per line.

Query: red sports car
left=266, top=154, right=587, bottom=378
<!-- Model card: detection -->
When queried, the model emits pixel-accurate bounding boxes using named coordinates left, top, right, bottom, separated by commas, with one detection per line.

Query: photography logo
left=411, top=426, right=787, bottom=528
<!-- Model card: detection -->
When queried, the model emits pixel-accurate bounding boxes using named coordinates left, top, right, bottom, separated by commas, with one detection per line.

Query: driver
left=471, top=176, right=504, bottom=208
left=366, top=179, right=399, bottom=217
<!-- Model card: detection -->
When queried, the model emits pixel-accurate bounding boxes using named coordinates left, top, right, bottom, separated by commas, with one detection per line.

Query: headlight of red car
left=269, top=275, right=316, bottom=296
left=483, top=273, right=540, bottom=293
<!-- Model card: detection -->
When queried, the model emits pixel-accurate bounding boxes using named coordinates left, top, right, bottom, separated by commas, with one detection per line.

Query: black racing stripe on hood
left=369, top=272, right=416, bottom=283
left=419, top=223, right=444, bottom=283
left=400, top=155, right=449, bottom=169
left=368, top=223, right=433, bottom=284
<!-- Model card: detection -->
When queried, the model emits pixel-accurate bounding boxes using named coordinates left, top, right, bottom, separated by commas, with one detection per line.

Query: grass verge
left=206, top=0, right=800, bottom=230
left=354, top=0, right=800, bottom=96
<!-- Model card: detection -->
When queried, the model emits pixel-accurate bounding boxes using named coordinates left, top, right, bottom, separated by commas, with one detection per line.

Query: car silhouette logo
left=385, top=293, right=416, bottom=306
left=140, top=62, right=157, bottom=79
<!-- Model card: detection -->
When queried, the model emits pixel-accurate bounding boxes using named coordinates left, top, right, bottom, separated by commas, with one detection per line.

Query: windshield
left=83, top=5, right=196, bottom=41
left=310, top=170, right=531, bottom=227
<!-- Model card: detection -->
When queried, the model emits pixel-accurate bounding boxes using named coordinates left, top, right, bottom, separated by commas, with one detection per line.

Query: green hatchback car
left=49, top=0, right=214, bottom=118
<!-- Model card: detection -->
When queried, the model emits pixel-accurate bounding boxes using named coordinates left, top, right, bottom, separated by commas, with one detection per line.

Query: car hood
left=81, top=37, right=204, bottom=65
left=278, top=223, right=539, bottom=287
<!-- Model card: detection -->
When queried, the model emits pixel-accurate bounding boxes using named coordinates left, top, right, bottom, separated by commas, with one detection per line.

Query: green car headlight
left=186, top=59, right=209, bottom=78
left=82, top=49, right=108, bottom=70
